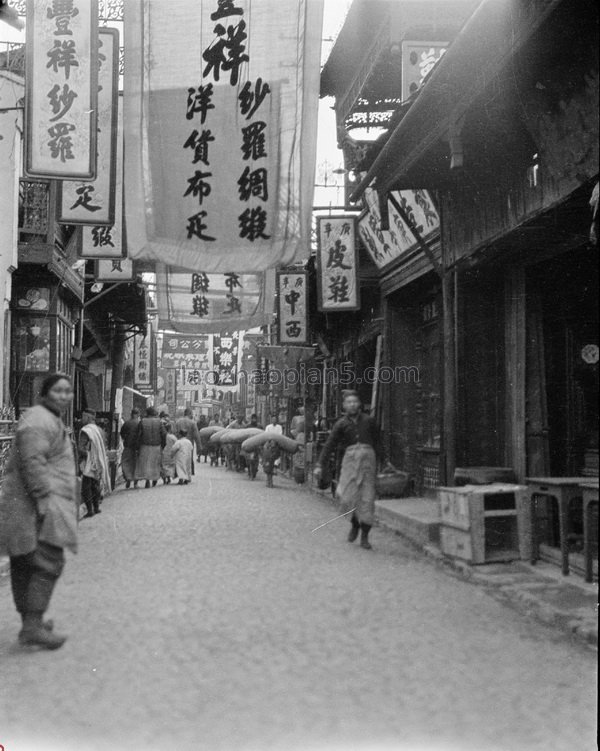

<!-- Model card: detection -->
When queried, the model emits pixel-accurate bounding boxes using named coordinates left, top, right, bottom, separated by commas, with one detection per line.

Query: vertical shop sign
left=316, top=216, right=360, bottom=312
left=25, top=0, right=98, bottom=179
left=60, top=27, right=119, bottom=225
left=80, top=98, right=124, bottom=258
left=133, top=334, right=151, bottom=387
left=212, top=333, right=239, bottom=386
left=277, top=270, right=308, bottom=345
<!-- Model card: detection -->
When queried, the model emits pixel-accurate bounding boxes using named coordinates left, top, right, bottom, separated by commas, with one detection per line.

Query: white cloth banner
left=124, top=0, right=323, bottom=273
left=156, top=263, right=275, bottom=334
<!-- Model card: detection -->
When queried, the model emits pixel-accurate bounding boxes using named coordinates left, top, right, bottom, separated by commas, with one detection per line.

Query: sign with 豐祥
left=316, top=216, right=360, bottom=312
left=358, top=188, right=439, bottom=271
left=96, top=257, right=134, bottom=282
left=401, top=41, right=447, bottom=100
left=80, top=98, right=124, bottom=258
left=59, top=27, right=119, bottom=225
left=124, top=0, right=323, bottom=273
left=133, top=334, right=151, bottom=387
left=277, top=270, right=308, bottom=345
left=25, top=0, right=98, bottom=179
left=156, top=264, right=275, bottom=335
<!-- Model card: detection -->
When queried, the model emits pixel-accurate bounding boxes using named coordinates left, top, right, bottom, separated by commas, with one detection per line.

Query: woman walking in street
left=120, top=407, right=140, bottom=488
left=161, top=422, right=177, bottom=484
left=172, top=428, right=193, bottom=485
left=135, top=406, right=166, bottom=488
left=0, top=373, right=78, bottom=649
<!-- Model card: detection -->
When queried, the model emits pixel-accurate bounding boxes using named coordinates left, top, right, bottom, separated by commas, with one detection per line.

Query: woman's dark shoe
left=145, top=480, right=150, bottom=489
left=125, top=481, right=131, bottom=489
left=360, top=523, right=373, bottom=550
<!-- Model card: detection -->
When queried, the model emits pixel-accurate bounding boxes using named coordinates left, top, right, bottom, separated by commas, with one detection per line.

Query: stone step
left=375, top=497, right=440, bottom=547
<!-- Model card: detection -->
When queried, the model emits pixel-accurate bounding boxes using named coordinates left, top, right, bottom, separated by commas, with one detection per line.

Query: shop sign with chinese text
left=277, top=270, right=308, bottom=345
left=96, top=257, right=134, bottom=282
left=212, top=333, right=240, bottom=387
left=80, top=99, right=124, bottom=258
left=156, top=264, right=274, bottom=334
left=133, top=334, right=151, bottom=387
left=357, top=188, right=439, bottom=271
left=124, top=0, right=323, bottom=272
left=401, top=41, right=447, bottom=100
left=316, top=216, right=359, bottom=312
left=59, top=27, right=119, bottom=225
left=25, top=0, right=98, bottom=179
left=160, top=334, right=211, bottom=370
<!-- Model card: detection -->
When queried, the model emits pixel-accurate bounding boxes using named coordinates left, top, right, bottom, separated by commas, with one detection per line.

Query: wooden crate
left=438, top=484, right=529, bottom=563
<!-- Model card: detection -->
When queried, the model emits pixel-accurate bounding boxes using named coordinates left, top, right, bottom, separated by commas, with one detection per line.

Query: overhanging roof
left=351, top=0, right=566, bottom=199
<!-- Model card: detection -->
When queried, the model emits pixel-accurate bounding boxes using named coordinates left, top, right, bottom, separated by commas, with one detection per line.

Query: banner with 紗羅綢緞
left=124, top=0, right=323, bottom=273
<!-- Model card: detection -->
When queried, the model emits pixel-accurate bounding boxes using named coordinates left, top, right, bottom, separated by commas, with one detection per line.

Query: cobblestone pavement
left=0, top=466, right=596, bottom=751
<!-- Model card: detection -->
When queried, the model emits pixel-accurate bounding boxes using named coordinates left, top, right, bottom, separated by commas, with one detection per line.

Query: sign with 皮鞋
left=316, top=216, right=360, bottom=312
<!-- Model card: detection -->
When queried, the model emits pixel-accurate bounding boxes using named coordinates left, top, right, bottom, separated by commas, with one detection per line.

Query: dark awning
left=351, top=0, right=565, bottom=199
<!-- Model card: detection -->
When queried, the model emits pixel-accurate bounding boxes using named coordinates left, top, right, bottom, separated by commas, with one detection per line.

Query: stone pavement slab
left=0, top=466, right=597, bottom=751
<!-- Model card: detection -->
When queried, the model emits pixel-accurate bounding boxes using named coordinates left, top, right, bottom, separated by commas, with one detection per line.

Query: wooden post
left=504, top=267, right=527, bottom=481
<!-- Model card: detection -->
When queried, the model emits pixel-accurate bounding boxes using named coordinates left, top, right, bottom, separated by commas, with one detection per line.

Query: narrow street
left=0, top=466, right=596, bottom=751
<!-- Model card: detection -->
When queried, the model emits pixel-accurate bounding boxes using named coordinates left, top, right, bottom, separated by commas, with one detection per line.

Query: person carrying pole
left=313, top=390, right=382, bottom=550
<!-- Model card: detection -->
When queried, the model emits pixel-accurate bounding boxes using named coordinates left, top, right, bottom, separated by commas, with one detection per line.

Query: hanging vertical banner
left=316, top=216, right=360, bottom=312
left=25, top=0, right=98, bottom=179
left=80, top=97, right=124, bottom=258
left=95, top=257, right=134, bottom=282
left=133, top=334, right=151, bottom=388
left=156, top=264, right=275, bottom=334
left=59, top=27, right=119, bottom=225
left=212, top=333, right=240, bottom=387
left=277, top=270, right=308, bottom=345
left=165, top=369, right=177, bottom=405
left=124, top=0, right=323, bottom=272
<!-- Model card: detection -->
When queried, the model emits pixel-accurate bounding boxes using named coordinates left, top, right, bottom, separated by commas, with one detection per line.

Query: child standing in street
left=172, top=428, right=193, bottom=485
left=161, top=423, right=176, bottom=484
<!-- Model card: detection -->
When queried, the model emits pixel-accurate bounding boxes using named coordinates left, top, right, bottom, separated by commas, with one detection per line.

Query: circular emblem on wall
left=581, top=344, right=599, bottom=364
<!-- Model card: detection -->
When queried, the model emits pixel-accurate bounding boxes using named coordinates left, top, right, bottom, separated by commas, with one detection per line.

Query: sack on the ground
left=376, top=462, right=410, bottom=498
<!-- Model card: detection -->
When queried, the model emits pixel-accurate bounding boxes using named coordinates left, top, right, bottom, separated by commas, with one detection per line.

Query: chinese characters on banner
left=156, top=264, right=274, bottom=334
left=80, top=98, right=124, bottom=258
left=160, top=333, right=212, bottom=390
left=165, top=368, right=177, bottom=405
left=212, top=333, right=240, bottom=386
left=96, top=257, right=134, bottom=282
left=59, top=27, right=119, bottom=225
left=316, top=216, right=360, bottom=312
left=358, top=188, right=439, bottom=271
left=25, top=0, right=98, bottom=179
left=401, top=41, right=448, bottom=100
left=277, top=270, right=308, bottom=345
left=124, top=0, right=323, bottom=272
left=133, top=335, right=151, bottom=387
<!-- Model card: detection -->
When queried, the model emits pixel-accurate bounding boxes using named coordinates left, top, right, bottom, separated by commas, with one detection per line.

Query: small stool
left=526, top=477, right=589, bottom=576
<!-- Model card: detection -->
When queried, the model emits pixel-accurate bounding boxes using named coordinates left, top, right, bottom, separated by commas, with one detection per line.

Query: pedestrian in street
left=136, top=406, right=166, bottom=488
left=79, top=409, right=112, bottom=517
left=249, top=413, right=264, bottom=429
left=0, top=373, right=78, bottom=649
left=161, top=422, right=177, bottom=484
left=314, top=391, right=382, bottom=550
left=120, top=407, right=141, bottom=488
left=265, top=414, right=283, bottom=471
left=172, top=428, right=193, bottom=485
left=262, top=439, right=280, bottom=488
left=175, top=407, right=201, bottom=473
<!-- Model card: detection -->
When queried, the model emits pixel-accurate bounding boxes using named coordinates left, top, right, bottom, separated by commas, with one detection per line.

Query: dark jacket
left=0, top=400, right=78, bottom=556
left=317, top=412, right=381, bottom=469
left=120, top=417, right=140, bottom=449
left=138, top=417, right=167, bottom=448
